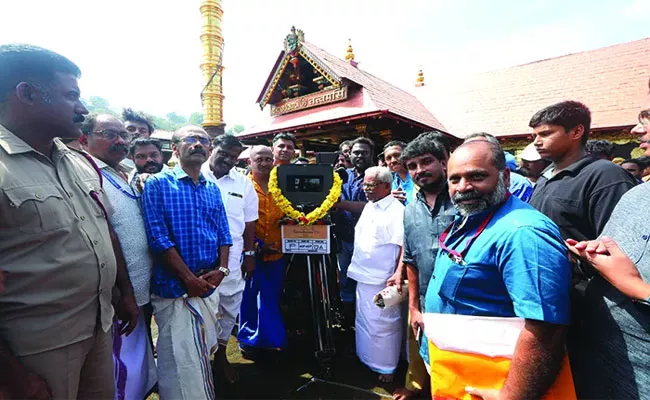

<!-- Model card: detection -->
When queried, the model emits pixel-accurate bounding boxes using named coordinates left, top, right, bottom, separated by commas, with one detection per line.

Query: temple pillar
left=200, top=0, right=225, bottom=137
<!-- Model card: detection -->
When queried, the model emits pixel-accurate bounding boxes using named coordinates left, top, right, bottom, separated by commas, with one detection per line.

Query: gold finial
left=345, top=39, right=355, bottom=62
left=415, top=66, right=424, bottom=87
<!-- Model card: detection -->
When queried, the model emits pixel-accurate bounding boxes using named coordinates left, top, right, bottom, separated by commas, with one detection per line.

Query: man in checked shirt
left=142, top=125, right=232, bottom=400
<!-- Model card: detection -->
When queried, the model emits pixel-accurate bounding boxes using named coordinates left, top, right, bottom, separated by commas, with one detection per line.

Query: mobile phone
left=416, top=326, right=423, bottom=345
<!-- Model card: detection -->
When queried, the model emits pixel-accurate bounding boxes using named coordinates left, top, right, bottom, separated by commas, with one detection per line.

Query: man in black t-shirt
left=528, top=100, right=637, bottom=399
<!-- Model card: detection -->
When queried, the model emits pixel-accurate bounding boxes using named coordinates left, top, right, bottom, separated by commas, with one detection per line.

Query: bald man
left=238, top=146, right=289, bottom=356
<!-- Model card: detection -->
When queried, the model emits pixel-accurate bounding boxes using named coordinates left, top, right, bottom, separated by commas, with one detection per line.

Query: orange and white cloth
left=423, top=313, right=576, bottom=400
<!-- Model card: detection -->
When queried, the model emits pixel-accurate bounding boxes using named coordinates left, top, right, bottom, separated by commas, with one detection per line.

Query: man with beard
left=388, top=137, right=455, bottom=400
left=347, top=166, right=405, bottom=383
left=420, top=140, right=572, bottom=400
left=272, top=132, right=297, bottom=165
left=142, top=125, right=232, bottom=400
left=201, top=135, right=258, bottom=382
left=383, top=140, right=416, bottom=204
left=0, top=44, right=137, bottom=399
left=333, top=137, right=374, bottom=321
left=238, top=145, right=288, bottom=356
left=80, top=114, right=157, bottom=399
left=128, top=137, right=168, bottom=190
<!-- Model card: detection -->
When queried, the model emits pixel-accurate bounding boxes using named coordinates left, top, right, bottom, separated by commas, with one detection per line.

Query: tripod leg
left=306, top=256, right=324, bottom=351
left=320, top=255, right=336, bottom=348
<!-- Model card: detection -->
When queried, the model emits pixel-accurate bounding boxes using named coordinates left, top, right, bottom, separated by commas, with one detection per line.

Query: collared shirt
left=392, top=172, right=416, bottom=205
left=333, top=167, right=367, bottom=243
left=249, top=174, right=285, bottom=262
left=93, top=156, right=153, bottom=306
left=403, top=188, right=456, bottom=307
left=420, top=195, right=571, bottom=362
left=202, top=164, right=259, bottom=294
left=530, top=156, right=637, bottom=241
left=0, top=125, right=116, bottom=356
left=141, top=165, right=232, bottom=298
left=347, top=194, right=404, bottom=286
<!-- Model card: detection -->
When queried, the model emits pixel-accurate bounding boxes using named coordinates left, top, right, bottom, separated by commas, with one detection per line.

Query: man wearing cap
left=519, top=143, right=551, bottom=185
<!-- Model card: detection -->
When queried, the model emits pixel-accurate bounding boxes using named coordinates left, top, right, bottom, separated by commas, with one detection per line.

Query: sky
left=1, top=0, right=648, bottom=129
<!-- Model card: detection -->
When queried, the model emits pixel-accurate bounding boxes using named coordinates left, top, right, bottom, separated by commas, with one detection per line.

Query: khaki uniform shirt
left=0, top=125, right=116, bottom=356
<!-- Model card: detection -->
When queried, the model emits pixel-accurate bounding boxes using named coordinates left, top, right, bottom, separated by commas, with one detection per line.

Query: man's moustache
left=73, top=114, right=85, bottom=123
left=109, top=144, right=128, bottom=153
left=415, top=172, right=432, bottom=181
left=453, top=191, right=485, bottom=202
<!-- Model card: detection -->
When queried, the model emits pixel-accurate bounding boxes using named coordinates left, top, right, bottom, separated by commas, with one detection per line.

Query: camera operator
left=238, top=146, right=289, bottom=358
left=272, top=132, right=297, bottom=166
left=332, top=137, right=374, bottom=324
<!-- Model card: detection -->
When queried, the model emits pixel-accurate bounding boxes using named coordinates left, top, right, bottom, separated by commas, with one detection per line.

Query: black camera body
left=277, top=164, right=334, bottom=212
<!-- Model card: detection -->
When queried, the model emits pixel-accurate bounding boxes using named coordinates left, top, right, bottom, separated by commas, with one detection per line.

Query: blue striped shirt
left=142, top=166, right=232, bottom=298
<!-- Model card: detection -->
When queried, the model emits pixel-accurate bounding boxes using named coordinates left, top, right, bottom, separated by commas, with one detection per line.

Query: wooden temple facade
left=237, top=27, right=454, bottom=153
left=238, top=28, right=650, bottom=159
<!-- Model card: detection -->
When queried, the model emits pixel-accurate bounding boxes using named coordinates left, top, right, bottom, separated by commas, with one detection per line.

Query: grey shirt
left=402, top=188, right=456, bottom=308
left=572, top=182, right=650, bottom=399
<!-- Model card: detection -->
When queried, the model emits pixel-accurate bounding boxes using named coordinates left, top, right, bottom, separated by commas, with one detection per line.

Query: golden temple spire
left=199, top=0, right=225, bottom=136
left=415, top=66, right=424, bottom=87
left=345, top=39, right=355, bottom=62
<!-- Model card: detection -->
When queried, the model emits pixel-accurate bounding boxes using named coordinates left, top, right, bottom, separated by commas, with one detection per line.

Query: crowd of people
left=2, top=43, right=650, bottom=400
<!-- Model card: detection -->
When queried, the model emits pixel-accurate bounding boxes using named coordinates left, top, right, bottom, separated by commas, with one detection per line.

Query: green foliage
left=81, top=97, right=243, bottom=133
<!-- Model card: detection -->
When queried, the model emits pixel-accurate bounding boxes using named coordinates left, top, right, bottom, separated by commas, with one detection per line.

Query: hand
left=465, top=387, right=501, bottom=400
left=386, top=270, right=403, bottom=294
left=391, top=190, right=407, bottom=203
left=260, top=242, right=281, bottom=255
left=134, top=173, right=152, bottom=193
left=241, top=256, right=256, bottom=280
left=183, top=275, right=216, bottom=298
left=115, top=291, right=139, bottom=336
left=409, top=308, right=423, bottom=338
left=202, top=270, right=226, bottom=288
left=566, top=236, right=650, bottom=300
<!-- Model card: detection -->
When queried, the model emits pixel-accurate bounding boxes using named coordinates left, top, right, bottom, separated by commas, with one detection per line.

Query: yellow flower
left=268, top=166, right=343, bottom=225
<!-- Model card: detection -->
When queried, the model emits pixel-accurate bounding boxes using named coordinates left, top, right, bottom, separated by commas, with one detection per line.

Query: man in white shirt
left=79, top=114, right=157, bottom=399
left=202, top=134, right=258, bottom=383
left=347, top=166, right=405, bottom=383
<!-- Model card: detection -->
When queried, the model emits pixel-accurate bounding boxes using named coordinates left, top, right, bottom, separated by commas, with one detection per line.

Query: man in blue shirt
left=464, top=133, right=533, bottom=202
left=422, top=140, right=571, bottom=400
left=333, top=137, right=373, bottom=321
left=383, top=140, right=416, bottom=205
left=142, top=125, right=232, bottom=400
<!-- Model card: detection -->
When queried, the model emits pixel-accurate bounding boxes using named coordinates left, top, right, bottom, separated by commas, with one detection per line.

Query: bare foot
left=378, top=373, right=394, bottom=383
left=393, top=387, right=418, bottom=400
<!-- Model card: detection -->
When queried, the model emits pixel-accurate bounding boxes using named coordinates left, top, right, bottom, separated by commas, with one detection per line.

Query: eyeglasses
left=179, top=136, right=211, bottom=146
left=362, top=182, right=380, bottom=189
left=92, top=130, right=132, bottom=142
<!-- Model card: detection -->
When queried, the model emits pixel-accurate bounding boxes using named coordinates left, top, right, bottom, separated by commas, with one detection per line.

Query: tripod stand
left=284, top=246, right=338, bottom=378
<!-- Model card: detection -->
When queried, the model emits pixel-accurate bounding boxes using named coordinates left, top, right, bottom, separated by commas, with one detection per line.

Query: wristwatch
left=243, top=250, right=256, bottom=256
left=218, top=266, right=230, bottom=276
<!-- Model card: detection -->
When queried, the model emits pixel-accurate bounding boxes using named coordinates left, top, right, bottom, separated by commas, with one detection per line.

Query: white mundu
left=202, top=163, right=259, bottom=343
left=347, top=194, right=404, bottom=375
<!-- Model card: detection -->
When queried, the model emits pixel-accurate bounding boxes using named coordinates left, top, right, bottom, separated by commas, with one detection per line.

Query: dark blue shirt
left=334, top=168, right=367, bottom=243
left=142, top=166, right=232, bottom=298
left=403, top=188, right=456, bottom=307
left=419, top=195, right=571, bottom=363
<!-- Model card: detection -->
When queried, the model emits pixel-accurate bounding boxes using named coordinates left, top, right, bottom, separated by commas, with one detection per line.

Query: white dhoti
left=113, top=308, right=157, bottom=400
left=218, top=242, right=245, bottom=345
left=355, top=281, right=403, bottom=374
left=152, top=291, right=220, bottom=400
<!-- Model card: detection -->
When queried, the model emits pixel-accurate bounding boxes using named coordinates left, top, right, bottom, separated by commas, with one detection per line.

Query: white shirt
left=201, top=163, right=259, bottom=295
left=347, top=194, right=404, bottom=286
left=93, top=156, right=153, bottom=306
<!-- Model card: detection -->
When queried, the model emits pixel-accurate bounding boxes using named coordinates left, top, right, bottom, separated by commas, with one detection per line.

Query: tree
left=82, top=96, right=118, bottom=116
left=225, top=124, right=245, bottom=135
left=166, top=112, right=187, bottom=126
left=189, top=112, right=204, bottom=126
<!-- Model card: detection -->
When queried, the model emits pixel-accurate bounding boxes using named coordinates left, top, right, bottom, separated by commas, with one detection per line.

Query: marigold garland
left=269, top=167, right=343, bottom=225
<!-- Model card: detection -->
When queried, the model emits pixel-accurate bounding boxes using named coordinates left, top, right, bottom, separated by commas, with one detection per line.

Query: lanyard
left=101, top=170, right=140, bottom=200
left=439, top=192, right=511, bottom=265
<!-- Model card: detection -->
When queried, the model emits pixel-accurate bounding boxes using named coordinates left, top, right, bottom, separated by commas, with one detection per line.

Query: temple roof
left=243, top=40, right=446, bottom=138
left=416, top=37, right=650, bottom=138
